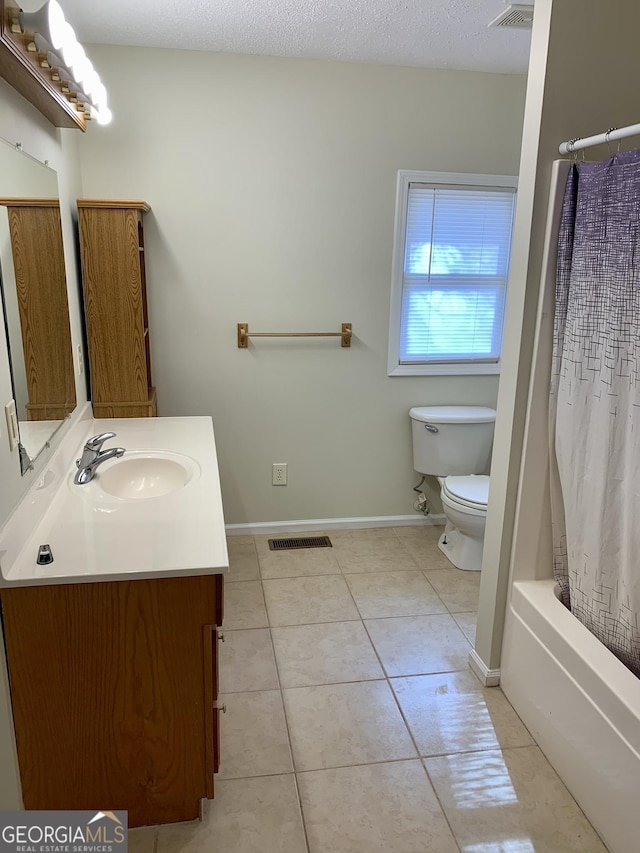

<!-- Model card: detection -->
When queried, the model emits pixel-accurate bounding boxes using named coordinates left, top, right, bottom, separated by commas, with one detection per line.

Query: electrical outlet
left=272, top=463, right=288, bottom=485
left=5, top=399, right=18, bottom=451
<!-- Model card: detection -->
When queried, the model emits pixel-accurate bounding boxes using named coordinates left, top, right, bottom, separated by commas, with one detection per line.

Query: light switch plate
left=5, top=399, right=19, bottom=451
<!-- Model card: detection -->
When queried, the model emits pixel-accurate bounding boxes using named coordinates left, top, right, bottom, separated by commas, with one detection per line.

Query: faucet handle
left=85, top=431, right=116, bottom=451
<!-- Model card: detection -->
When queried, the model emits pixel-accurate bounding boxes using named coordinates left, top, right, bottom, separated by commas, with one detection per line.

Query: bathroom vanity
left=1, top=573, right=223, bottom=826
left=0, top=411, right=228, bottom=827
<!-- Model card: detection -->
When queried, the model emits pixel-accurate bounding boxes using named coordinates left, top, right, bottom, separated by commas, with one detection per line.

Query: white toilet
left=409, top=405, right=496, bottom=572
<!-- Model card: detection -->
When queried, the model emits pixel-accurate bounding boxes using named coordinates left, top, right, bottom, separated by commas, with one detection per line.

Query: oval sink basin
left=96, top=453, right=198, bottom=499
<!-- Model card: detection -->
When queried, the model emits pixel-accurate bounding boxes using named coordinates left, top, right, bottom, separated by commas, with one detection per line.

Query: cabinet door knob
left=217, top=630, right=225, bottom=642
left=214, top=700, right=227, bottom=714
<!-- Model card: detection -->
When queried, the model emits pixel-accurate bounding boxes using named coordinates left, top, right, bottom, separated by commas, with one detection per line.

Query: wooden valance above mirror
left=0, top=0, right=86, bottom=130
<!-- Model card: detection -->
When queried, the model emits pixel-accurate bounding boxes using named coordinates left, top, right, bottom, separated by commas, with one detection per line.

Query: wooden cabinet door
left=2, top=575, right=217, bottom=826
left=77, top=200, right=155, bottom=417
left=203, top=624, right=221, bottom=796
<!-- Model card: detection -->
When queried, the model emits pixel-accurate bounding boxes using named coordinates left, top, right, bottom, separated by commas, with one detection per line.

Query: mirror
left=0, top=138, right=76, bottom=473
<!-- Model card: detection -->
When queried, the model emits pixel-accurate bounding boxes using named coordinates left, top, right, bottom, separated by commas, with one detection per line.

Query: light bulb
left=95, top=106, right=113, bottom=126
left=78, top=58, right=98, bottom=92
left=47, top=0, right=67, bottom=49
left=59, top=22, right=80, bottom=68
left=70, top=44, right=90, bottom=85
left=34, top=32, right=54, bottom=54
left=19, top=0, right=66, bottom=46
left=89, top=80, right=107, bottom=107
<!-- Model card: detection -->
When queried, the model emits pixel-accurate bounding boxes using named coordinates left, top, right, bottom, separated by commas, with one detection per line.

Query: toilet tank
left=409, top=405, right=496, bottom=477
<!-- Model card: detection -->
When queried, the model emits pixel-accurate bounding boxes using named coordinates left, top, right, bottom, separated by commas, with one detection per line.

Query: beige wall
left=77, top=47, right=526, bottom=524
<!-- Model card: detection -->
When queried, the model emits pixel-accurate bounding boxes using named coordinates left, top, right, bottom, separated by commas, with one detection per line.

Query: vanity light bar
left=10, top=0, right=111, bottom=125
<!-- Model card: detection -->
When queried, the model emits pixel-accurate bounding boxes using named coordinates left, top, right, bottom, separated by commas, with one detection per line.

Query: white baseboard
left=468, top=649, right=501, bottom=686
left=225, top=513, right=446, bottom=536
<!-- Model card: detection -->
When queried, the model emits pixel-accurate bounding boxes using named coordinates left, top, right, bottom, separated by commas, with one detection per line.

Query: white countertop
left=0, top=414, right=229, bottom=587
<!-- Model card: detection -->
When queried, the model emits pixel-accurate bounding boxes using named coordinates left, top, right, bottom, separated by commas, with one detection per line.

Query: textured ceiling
left=42, top=0, right=532, bottom=74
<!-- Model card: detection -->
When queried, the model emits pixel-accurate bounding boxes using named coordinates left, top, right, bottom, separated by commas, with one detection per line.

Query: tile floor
left=131, top=525, right=609, bottom=853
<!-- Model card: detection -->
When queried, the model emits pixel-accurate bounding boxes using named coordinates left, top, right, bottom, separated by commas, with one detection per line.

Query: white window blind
left=399, top=182, right=516, bottom=365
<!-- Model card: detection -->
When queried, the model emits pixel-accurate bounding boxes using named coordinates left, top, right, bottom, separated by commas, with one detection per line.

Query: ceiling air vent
left=489, top=3, right=534, bottom=29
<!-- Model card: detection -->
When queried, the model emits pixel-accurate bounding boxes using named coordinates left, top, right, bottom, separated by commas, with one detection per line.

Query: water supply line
left=412, top=476, right=430, bottom=515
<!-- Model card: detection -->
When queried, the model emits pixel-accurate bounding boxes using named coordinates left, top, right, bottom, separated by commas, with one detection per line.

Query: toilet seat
left=442, top=475, right=489, bottom=510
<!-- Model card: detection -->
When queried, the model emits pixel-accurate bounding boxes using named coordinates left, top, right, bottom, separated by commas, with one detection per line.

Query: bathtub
left=500, top=578, right=640, bottom=853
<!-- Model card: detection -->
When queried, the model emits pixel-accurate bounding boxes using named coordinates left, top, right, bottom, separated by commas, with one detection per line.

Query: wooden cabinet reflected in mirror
left=0, top=141, right=77, bottom=472
left=1, top=198, right=76, bottom=418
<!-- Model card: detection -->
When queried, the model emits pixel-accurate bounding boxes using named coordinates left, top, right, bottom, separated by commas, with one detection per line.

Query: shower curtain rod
left=559, top=122, right=640, bottom=154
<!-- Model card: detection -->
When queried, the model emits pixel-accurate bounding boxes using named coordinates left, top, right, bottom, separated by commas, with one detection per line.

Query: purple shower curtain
left=551, top=150, right=640, bottom=678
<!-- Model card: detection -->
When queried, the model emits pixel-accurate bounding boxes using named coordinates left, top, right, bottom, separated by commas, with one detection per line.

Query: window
left=387, top=170, right=517, bottom=376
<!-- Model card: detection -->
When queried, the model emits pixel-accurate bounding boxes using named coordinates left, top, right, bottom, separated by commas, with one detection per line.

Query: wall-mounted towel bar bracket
left=237, top=323, right=352, bottom=348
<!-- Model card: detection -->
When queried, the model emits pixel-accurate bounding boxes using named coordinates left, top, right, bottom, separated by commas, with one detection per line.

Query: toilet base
left=438, top=523, right=483, bottom=572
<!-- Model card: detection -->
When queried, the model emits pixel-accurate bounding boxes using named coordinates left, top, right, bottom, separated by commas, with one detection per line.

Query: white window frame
left=387, top=169, right=518, bottom=377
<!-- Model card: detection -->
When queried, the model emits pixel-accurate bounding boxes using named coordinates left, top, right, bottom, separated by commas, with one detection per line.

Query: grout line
left=268, top=616, right=365, bottom=628
left=260, top=567, right=438, bottom=579
left=259, top=571, right=342, bottom=581
left=258, top=550, right=311, bottom=853
left=217, top=768, right=298, bottom=783
left=293, top=756, right=429, bottom=775
left=280, top=677, right=388, bottom=693
left=351, top=609, right=451, bottom=620
left=224, top=578, right=261, bottom=584
left=419, top=758, right=463, bottom=853
left=289, top=763, right=312, bottom=853
left=419, top=741, right=538, bottom=761
left=225, top=536, right=311, bottom=851
left=283, top=609, right=451, bottom=622
left=271, top=616, right=362, bottom=631
left=361, top=612, right=462, bottom=624
left=270, top=619, right=363, bottom=629
left=221, top=668, right=475, bottom=694
left=216, top=770, right=297, bottom=781
left=340, top=567, right=427, bottom=575
left=357, top=591, right=463, bottom=851
left=219, top=686, right=283, bottom=696
left=223, top=624, right=270, bottom=631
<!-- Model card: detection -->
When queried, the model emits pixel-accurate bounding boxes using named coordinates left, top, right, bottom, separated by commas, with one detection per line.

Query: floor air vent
left=268, top=536, right=332, bottom=551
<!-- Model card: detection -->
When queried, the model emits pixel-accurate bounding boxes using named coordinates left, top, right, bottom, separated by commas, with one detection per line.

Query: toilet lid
left=443, top=475, right=490, bottom=508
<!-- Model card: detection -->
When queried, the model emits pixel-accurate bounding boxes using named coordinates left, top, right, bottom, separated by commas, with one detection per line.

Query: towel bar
left=237, top=323, right=352, bottom=348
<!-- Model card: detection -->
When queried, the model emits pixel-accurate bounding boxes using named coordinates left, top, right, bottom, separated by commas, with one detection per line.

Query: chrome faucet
left=74, top=432, right=126, bottom=485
